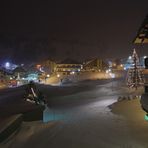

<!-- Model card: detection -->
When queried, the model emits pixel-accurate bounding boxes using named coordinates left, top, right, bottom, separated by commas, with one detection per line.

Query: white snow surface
left=1, top=79, right=147, bottom=148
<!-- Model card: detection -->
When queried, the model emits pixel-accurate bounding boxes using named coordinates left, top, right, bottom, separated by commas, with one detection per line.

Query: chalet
left=83, top=58, right=108, bottom=72
left=56, top=58, right=82, bottom=75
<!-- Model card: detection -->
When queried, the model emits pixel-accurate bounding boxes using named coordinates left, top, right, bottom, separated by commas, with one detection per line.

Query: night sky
left=0, top=0, right=148, bottom=64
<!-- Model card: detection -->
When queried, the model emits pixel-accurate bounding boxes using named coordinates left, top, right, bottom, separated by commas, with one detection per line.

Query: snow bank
left=110, top=98, right=148, bottom=146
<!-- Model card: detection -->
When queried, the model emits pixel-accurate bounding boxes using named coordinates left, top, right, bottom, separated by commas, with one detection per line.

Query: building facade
left=83, top=58, right=108, bottom=72
left=56, top=58, right=82, bottom=75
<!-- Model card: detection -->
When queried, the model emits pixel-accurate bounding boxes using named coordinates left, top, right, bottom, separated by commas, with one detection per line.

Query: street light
left=129, top=56, right=132, bottom=60
left=47, top=74, right=50, bottom=78
left=57, top=74, right=60, bottom=78
left=144, top=56, right=147, bottom=59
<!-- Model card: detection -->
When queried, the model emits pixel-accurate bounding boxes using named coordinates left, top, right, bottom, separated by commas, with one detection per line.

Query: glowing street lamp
left=120, top=64, right=123, bottom=67
left=5, top=62, right=10, bottom=69
left=46, top=74, right=50, bottom=78
left=71, top=71, right=75, bottom=75
left=106, top=70, right=109, bottom=74
left=144, top=56, right=147, bottom=59
left=57, top=74, right=60, bottom=78
left=128, top=56, right=132, bottom=60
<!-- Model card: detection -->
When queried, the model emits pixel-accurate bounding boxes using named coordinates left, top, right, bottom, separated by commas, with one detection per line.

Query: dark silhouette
left=25, top=81, right=46, bottom=105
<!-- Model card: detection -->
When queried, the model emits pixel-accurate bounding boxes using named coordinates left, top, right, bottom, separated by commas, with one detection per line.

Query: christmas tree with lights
left=126, top=49, right=144, bottom=89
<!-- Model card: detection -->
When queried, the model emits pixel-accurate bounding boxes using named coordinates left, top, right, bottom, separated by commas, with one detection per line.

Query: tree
left=126, top=49, right=144, bottom=89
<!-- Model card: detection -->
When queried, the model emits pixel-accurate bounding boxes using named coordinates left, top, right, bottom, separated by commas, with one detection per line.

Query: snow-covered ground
left=1, top=78, right=147, bottom=148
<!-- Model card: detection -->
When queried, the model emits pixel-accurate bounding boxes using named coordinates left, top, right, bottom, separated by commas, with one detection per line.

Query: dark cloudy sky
left=0, top=0, right=148, bottom=63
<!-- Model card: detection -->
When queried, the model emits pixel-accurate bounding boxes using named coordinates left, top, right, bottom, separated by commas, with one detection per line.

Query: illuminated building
left=40, top=59, right=56, bottom=74
left=56, top=58, right=82, bottom=75
left=83, top=58, right=108, bottom=72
